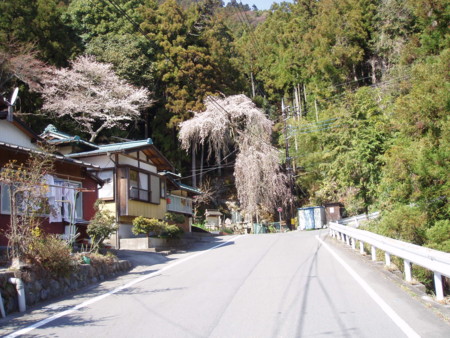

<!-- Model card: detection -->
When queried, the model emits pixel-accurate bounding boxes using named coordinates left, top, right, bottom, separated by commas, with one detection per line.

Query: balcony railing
left=167, top=194, right=193, bottom=215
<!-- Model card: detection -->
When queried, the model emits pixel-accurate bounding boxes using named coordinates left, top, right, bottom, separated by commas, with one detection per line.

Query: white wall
left=0, top=120, right=37, bottom=149
left=118, top=153, right=157, bottom=173
left=80, top=155, right=114, bottom=169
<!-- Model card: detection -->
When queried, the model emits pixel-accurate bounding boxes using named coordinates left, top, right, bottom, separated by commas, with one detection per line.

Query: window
left=0, top=183, right=11, bottom=214
left=150, top=175, right=160, bottom=204
left=129, top=169, right=150, bottom=202
left=160, top=180, right=166, bottom=199
left=0, top=183, right=49, bottom=216
left=98, top=170, right=114, bottom=199
left=128, top=168, right=161, bottom=204
left=53, top=179, right=83, bottom=221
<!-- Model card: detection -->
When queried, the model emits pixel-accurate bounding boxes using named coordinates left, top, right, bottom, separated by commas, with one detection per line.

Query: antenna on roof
left=3, top=87, right=19, bottom=122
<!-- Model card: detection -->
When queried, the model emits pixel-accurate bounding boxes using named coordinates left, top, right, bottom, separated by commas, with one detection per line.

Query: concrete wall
left=0, top=259, right=131, bottom=316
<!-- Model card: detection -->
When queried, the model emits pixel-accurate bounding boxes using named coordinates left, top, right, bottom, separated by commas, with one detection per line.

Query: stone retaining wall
left=0, top=259, right=131, bottom=316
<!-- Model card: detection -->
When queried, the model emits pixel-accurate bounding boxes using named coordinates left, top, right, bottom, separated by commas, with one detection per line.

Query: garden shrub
left=29, top=235, right=75, bottom=277
left=87, top=200, right=118, bottom=252
left=162, top=225, right=184, bottom=239
left=132, top=216, right=167, bottom=237
left=164, top=212, right=186, bottom=224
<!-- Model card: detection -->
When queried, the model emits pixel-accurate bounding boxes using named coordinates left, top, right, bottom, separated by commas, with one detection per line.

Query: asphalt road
left=1, top=230, right=449, bottom=337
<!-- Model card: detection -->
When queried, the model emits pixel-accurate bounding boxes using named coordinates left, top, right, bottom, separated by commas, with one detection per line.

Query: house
left=161, top=171, right=202, bottom=232
left=41, top=125, right=193, bottom=246
left=0, top=113, right=100, bottom=248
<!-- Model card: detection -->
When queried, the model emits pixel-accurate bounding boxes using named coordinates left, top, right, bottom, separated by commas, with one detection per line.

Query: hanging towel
left=63, top=183, right=77, bottom=223
left=49, top=181, right=63, bottom=223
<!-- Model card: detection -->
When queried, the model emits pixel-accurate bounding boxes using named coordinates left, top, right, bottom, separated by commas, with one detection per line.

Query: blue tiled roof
left=42, top=125, right=97, bottom=148
left=68, top=138, right=154, bottom=157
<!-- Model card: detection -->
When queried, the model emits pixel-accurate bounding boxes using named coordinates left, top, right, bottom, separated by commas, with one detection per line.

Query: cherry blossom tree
left=179, top=94, right=292, bottom=217
left=0, top=42, right=53, bottom=93
left=41, top=55, right=151, bottom=142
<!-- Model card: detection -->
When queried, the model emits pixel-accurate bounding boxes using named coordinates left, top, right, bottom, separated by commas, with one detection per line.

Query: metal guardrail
left=329, top=222, right=450, bottom=301
left=337, top=211, right=380, bottom=227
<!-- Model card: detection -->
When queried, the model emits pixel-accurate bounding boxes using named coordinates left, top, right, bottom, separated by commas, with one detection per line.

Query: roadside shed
left=298, top=206, right=326, bottom=230
left=205, top=209, right=223, bottom=229
left=324, top=202, right=344, bottom=224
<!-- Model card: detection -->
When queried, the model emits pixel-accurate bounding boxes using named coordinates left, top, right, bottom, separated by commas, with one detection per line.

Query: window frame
left=126, top=167, right=161, bottom=205
left=0, top=183, right=11, bottom=215
left=53, top=178, right=84, bottom=221
left=97, top=169, right=115, bottom=201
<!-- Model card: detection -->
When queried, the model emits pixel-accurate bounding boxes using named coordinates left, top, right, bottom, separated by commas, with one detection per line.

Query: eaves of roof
left=0, top=141, right=100, bottom=169
left=68, top=138, right=174, bottom=172
left=47, top=137, right=98, bottom=150
left=179, top=183, right=202, bottom=195
left=67, top=139, right=154, bottom=157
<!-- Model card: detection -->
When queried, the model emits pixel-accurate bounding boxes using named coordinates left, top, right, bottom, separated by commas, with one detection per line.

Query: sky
left=226, top=0, right=294, bottom=11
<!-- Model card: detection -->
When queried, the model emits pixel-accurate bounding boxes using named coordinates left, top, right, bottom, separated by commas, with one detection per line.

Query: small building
left=41, top=125, right=174, bottom=244
left=324, top=202, right=344, bottom=224
left=0, top=113, right=100, bottom=247
left=40, top=125, right=203, bottom=246
left=205, top=209, right=223, bottom=229
left=298, top=206, right=326, bottom=230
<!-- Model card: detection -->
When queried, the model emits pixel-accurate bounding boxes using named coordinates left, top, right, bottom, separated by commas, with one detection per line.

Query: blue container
left=298, top=206, right=325, bottom=230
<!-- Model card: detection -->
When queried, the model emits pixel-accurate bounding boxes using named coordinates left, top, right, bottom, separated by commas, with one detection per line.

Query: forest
left=0, top=0, right=448, bottom=251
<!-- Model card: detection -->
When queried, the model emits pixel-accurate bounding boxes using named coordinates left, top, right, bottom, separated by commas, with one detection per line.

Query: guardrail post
left=404, top=260, right=412, bottom=282
left=351, top=238, right=356, bottom=250
left=346, top=235, right=350, bottom=246
left=385, top=252, right=391, bottom=267
left=359, top=241, right=364, bottom=255
left=371, top=246, right=377, bottom=261
left=434, top=272, right=444, bottom=301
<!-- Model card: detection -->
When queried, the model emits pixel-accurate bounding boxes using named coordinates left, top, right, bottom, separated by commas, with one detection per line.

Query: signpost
left=277, top=207, right=282, bottom=232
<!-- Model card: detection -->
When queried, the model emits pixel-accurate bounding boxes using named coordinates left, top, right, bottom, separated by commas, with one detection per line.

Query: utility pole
left=192, top=146, right=197, bottom=188
left=282, top=99, right=294, bottom=230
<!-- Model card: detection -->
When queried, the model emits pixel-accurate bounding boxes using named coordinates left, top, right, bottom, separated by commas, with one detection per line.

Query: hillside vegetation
left=0, top=0, right=448, bottom=249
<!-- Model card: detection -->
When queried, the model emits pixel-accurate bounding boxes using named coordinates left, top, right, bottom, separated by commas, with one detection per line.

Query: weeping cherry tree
left=179, top=94, right=292, bottom=219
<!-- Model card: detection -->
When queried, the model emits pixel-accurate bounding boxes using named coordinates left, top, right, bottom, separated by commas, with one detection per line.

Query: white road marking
left=316, top=235, right=420, bottom=338
left=5, top=235, right=243, bottom=338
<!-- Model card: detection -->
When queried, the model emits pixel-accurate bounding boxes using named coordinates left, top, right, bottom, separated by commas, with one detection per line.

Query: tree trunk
left=250, top=72, right=256, bottom=99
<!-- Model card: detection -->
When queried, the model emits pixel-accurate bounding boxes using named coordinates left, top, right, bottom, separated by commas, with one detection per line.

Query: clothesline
left=7, top=163, right=86, bottom=181
left=4, top=181, right=95, bottom=192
